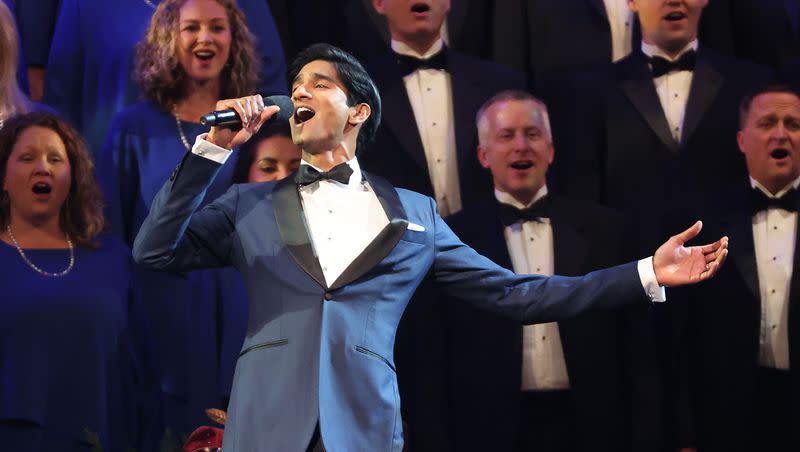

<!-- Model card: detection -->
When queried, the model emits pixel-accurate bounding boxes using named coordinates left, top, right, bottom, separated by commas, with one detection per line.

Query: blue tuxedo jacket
left=133, top=152, right=646, bottom=452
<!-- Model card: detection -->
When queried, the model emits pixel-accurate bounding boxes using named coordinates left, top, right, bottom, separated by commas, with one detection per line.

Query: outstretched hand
left=653, top=221, right=728, bottom=287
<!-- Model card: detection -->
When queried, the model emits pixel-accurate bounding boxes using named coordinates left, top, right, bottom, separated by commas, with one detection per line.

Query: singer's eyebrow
left=292, top=72, right=339, bottom=89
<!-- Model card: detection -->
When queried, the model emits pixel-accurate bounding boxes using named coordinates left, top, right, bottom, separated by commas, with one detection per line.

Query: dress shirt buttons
left=324, top=292, right=333, bottom=301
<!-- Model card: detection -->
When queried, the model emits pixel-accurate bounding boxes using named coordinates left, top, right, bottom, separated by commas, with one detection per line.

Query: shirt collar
left=300, top=157, right=363, bottom=189
left=750, top=175, right=800, bottom=198
left=391, top=38, right=444, bottom=59
left=641, top=39, right=698, bottom=61
left=494, top=185, right=548, bottom=210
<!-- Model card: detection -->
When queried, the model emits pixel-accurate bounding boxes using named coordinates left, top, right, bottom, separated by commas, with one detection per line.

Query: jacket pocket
left=355, top=345, right=396, bottom=373
left=239, top=338, right=288, bottom=357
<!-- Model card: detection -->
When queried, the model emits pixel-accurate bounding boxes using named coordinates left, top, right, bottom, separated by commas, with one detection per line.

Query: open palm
left=653, top=221, right=729, bottom=287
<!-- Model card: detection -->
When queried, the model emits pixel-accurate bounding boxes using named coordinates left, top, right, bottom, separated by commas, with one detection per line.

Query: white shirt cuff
left=192, top=133, right=232, bottom=164
left=637, top=256, right=666, bottom=302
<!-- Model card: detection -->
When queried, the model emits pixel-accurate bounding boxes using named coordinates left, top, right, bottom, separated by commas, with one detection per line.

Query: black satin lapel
left=380, top=69, right=429, bottom=172
left=728, top=212, right=760, bottom=300
left=682, top=51, right=723, bottom=146
left=273, top=176, right=326, bottom=288
left=450, top=54, right=482, bottom=184
left=620, top=56, right=680, bottom=153
left=330, top=172, right=408, bottom=289
left=550, top=206, right=588, bottom=276
left=482, top=201, right=513, bottom=269
left=447, top=0, right=469, bottom=47
left=788, top=214, right=800, bottom=314
left=587, top=0, right=608, bottom=20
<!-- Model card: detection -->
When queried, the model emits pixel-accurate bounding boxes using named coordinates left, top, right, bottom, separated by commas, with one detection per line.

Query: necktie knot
left=750, top=187, right=800, bottom=214
left=297, top=163, right=354, bottom=186
left=395, top=48, right=448, bottom=77
left=499, top=196, right=552, bottom=227
left=650, top=50, right=696, bottom=77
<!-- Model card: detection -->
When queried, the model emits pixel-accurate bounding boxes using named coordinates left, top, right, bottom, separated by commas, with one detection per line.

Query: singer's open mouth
left=663, top=11, right=687, bottom=22
left=771, top=148, right=790, bottom=159
left=294, top=106, right=316, bottom=124
left=32, top=182, right=52, bottom=194
left=510, top=160, right=534, bottom=170
left=411, top=3, right=430, bottom=13
left=194, top=50, right=216, bottom=61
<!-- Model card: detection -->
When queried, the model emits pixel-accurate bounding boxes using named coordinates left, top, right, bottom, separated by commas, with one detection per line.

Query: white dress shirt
left=603, top=0, right=634, bottom=62
left=497, top=187, right=570, bottom=390
left=641, top=40, right=698, bottom=143
left=497, top=186, right=664, bottom=390
left=298, top=160, right=388, bottom=286
left=751, top=176, right=800, bottom=370
left=392, top=38, right=461, bottom=217
left=190, top=134, right=388, bottom=286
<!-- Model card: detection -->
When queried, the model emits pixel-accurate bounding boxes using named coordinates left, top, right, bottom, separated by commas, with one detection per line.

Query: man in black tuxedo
left=360, top=0, right=525, bottom=218
left=441, top=90, right=663, bottom=452
left=557, top=0, right=772, bottom=251
left=676, top=84, right=800, bottom=452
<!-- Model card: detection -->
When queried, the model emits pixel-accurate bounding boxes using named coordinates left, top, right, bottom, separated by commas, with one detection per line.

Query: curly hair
left=0, top=2, right=31, bottom=120
left=0, top=112, right=105, bottom=248
left=135, top=0, right=260, bottom=111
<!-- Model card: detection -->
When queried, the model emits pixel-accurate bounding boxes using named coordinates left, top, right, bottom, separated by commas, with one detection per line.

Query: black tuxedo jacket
left=437, top=195, right=663, bottom=452
left=555, top=47, right=771, bottom=250
left=678, top=183, right=800, bottom=451
left=361, top=49, right=525, bottom=212
left=730, top=0, right=800, bottom=70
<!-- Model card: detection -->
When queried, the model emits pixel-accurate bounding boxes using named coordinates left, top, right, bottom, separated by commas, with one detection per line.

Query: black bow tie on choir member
left=499, top=196, right=552, bottom=227
left=395, top=48, right=448, bottom=76
left=297, top=163, right=354, bottom=186
left=650, top=50, right=696, bottom=77
left=751, top=187, right=800, bottom=214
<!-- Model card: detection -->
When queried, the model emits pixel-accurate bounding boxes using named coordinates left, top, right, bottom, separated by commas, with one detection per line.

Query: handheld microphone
left=200, top=95, right=294, bottom=127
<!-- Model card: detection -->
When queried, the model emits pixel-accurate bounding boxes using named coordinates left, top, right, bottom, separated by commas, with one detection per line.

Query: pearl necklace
left=173, top=107, right=192, bottom=151
left=143, top=0, right=159, bottom=9
left=7, top=225, right=75, bottom=277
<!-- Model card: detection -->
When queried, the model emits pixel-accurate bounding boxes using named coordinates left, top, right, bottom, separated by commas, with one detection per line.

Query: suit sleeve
left=429, top=198, right=646, bottom=323
left=132, top=152, right=238, bottom=272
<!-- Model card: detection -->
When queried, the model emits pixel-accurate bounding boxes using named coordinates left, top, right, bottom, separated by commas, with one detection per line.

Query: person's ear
left=349, top=103, right=371, bottom=126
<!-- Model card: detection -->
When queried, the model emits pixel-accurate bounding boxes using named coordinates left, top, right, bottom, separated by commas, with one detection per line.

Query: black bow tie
left=499, top=196, right=552, bottom=227
left=750, top=187, right=800, bottom=214
left=297, top=163, right=354, bottom=186
left=395, top=48, right=447, bottom=77
left=650, top=50, right=696, bottom=77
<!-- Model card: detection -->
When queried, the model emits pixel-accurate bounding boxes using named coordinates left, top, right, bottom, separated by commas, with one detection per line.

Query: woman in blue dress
left=0, top=111, right=150, bottom=451
left=98, top=0, right=264, bottom=442
left=43, top=0, right=286, bottom=156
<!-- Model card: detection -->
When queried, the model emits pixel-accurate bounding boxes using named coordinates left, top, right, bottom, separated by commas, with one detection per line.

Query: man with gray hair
left=440, top=90, right=664, bottom=452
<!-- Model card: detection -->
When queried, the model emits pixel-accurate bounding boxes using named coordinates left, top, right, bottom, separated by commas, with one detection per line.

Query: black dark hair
left=287, top=43, right=381, bottom=155
left=739, top=83, right=800, bottom=129
left=232, top=121, right=293, bottom=184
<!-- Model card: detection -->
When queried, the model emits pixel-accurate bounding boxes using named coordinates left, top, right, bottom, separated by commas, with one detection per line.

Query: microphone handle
left=200, top=109, right=243, bottom=127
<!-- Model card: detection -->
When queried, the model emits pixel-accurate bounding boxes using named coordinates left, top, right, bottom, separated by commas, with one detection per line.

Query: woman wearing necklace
left=97, top=0, right=261, bottom=442
left=43, top=0, right=286, bottom=157
left=0, top=112, right=148, bottom=451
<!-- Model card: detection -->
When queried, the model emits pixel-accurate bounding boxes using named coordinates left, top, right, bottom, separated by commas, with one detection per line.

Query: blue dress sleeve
left=43, top=0, right=83, bottom=129
left=238, top=0, right=288, bottom=95
left=98, top=112, right=140, bottom=246
left=13, top=0, right=60, bottom=67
